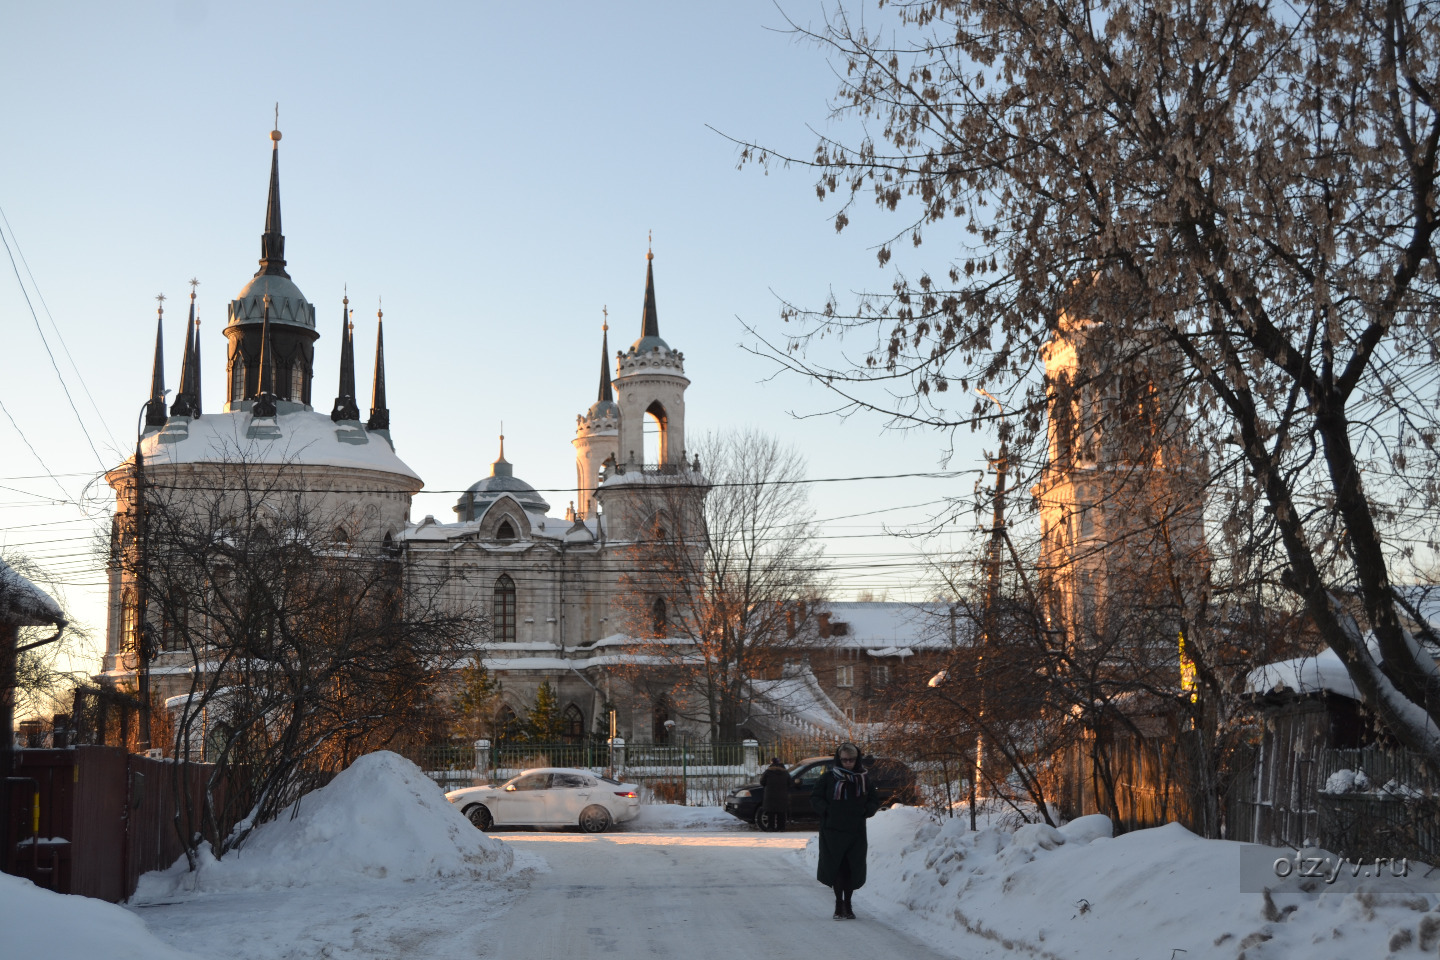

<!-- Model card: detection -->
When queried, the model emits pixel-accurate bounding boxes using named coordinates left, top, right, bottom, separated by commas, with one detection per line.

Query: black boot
left=842, top=889, right=855, bottom=920
left=833, top=887, right=845, bottom=920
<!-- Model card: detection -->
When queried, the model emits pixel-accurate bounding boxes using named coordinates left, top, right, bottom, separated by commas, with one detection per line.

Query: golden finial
left=602, top=305, right=608, bottom=332
left=155, top=292, right=166, bottom=315
left=377, top=295, right=383, bottom=322
left=343, top=282, right=348, bottom=306
left=647, top=230, right=653, bottom=261
left=271, top=103, right=281, bottom=142
left=189, top=277, right=200, bottom=299
left=499, top=424, right=505, bottom=460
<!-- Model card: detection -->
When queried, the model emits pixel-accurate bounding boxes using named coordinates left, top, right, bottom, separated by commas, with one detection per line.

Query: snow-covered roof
left=0, top=559, right=64, bottom=627
left=126, top=409, right=421, bottom=483
left=1244, top=639, right=1383, bottom=701
left=749, top=663, right=851, bottom=737
left=821, top=601, right=965, bottom=650
left=400, top=509, right=597, bottom=544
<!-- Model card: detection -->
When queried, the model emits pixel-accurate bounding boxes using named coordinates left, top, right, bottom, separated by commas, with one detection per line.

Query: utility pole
left=133, top=437, right=152, bottom=753
left=971, top=389, right=1009, bottom=830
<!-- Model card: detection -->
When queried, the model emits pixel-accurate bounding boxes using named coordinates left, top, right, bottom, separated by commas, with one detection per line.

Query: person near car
left=758, top=757, right=791, bottom=831
left=811, top=741, right=879, bottom=920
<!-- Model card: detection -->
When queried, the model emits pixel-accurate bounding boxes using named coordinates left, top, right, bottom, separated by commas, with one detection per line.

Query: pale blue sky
left=1, top=1, right=993, bottom=670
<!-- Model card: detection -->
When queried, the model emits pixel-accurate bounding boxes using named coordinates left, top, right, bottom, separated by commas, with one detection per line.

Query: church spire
left=331, top=290, right=359, bottom=422
left=366, top=302, right=389, bottom=432
left=256, top=108, right=289, bottom=279
left=171, top=281, right=200, bottom=417
left=193, top=311, right=203, bottom=416
left=640, top=236, right=659, bottom=339
left=253, top=290, right=277, bottom=418
left=145, top=295, right=168, bottom=428
left=598, top=309, right=613, bottom=403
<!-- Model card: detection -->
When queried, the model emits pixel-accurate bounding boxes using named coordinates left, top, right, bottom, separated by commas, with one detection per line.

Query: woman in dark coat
left=758, top=757, right=791, bottom=831
left=811, top=742, right=879, bottom=919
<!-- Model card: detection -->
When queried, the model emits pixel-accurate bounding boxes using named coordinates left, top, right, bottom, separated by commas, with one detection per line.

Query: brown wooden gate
left=3, top=745, right=226, bottom=902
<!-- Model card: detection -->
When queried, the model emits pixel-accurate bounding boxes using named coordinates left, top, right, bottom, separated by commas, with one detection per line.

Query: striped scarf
left=831, top=762, right=867, bottom=800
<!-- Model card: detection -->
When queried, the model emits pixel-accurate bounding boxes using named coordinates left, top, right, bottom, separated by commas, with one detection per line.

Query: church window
left=493, top=574, right=517, bottom=642
left=495, top=704, right=521, bottom=742
left=651, top=698, right=671, bottom=743
left=651, top=597, right=667, bottom=636
left=645, top=400, right=668, bottom=465
left=562, top=704, right=584, bottom=744
left=121, top=591, right=140, bottom=656
left=290, top=361, right=305, bottom=403
left=496, top=519, right=516, bottom=541
left=231, top=358, right=246, bottom=401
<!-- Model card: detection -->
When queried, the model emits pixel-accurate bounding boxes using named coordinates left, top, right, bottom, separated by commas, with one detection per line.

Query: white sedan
left=446, top=767, right=642, bottom=833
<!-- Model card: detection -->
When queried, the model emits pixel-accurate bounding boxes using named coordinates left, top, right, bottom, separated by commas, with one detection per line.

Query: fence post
left=608, top=737, right=626, bottom=777
left=474, top=739, right=490, bottom=785
left=742, top=739, right=759, bottom=776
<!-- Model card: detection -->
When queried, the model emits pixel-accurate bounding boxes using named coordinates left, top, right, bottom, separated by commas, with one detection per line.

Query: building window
left=872, top=664, right=891, bottom=687
left=231, top=358, right=245, bottom=401
left=290, top=362, right=305, bottom=402
left=496, top=519, right=516, bottom=541
left=121, top=591, right=140, bottom=656
left=562, top=704, right=584, bottom=744
left=831, top=621, right=850, bottom=637
left=651, top=597, right=667, bottom=636
left=493, top=574, right=516, bottom=642
left=836, top=664, right=854, bottom=688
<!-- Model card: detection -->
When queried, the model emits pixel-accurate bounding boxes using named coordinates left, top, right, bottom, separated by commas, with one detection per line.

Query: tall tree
left=615, top=429, right=829, bottom=741
left=737, top=0, right=1440, bottom=761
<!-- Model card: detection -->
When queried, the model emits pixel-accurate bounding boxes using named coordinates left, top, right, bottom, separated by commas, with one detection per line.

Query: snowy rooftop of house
left=0, top=559, right=65, bottom=627
left=1244, top=638, right=1385, bottom=701
left=820, top=601, right=966, bottom=652
left=122, top=409, right=420, bottom=483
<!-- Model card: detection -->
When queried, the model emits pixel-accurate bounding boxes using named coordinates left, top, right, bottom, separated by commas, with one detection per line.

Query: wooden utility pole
left=970, top=443, right=1008, bottom=830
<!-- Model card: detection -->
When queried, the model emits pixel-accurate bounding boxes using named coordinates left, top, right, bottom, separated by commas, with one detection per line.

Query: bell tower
left=613, top=245, right=688, bottom=470
left=574, top=312, right=620, bottom=519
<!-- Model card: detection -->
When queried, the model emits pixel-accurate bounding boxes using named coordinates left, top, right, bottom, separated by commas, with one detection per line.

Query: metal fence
left=406, top=738, right=845, bottom=801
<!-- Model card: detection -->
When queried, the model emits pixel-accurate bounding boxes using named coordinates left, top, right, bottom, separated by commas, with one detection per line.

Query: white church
left=99, top=126, right=942, bottom=747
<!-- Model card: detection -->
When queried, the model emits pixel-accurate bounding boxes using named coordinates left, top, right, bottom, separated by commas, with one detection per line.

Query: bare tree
left=614, top=429, right=830, bottom=741
left=735, top=0, right=1440, bottom=762
left=117, top=453, right=483, bottom=865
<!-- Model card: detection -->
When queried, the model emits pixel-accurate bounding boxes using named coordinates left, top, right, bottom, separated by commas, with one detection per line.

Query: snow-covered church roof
left=131, top=409, right=420, bottom=483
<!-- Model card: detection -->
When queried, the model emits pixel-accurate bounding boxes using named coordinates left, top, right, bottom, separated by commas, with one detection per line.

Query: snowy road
left=483, top=830, right=954, bottom=960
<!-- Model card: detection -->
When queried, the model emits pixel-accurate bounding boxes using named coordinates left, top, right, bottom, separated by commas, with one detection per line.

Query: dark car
left=723, top=755, right=918, bottom=828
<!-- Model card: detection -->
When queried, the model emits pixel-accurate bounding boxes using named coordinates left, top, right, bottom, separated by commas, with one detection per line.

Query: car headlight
left=733, top=789, right=753, bottom=798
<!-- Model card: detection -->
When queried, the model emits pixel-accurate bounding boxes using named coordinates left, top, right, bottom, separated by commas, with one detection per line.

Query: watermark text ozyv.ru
left=1272, top=853, right=1410, bottom=884
left=1238, top=845, right=1439, bottom=892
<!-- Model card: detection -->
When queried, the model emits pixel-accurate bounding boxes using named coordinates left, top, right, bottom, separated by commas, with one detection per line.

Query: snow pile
left=2, top=872, right=197, bottom=959
left=805, top=807, right=1439, bottom=959
left=1323, top=768, right=1371, bottom=794
left=134, top=751, right=513, bottom=899
left=630, top=804, right=748, bottom=830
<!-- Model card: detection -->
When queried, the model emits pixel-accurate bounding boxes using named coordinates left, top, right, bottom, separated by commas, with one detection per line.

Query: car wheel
left=465, top=804, right=494, bottom=831
left=578, top=805, right=612, bottom=834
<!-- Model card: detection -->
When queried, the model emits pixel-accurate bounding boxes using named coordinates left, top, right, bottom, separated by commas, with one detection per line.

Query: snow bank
left=133, top=751, right=513, bottom=900
left=806, top=807, right=1439, bottom=960
left=629, top=804, right=748, bottom=831
left=2, top=872, right=197, bottom=959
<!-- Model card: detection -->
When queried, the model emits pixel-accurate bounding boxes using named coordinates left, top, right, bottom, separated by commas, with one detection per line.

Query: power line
left=0, top=213, right=109, bottom=471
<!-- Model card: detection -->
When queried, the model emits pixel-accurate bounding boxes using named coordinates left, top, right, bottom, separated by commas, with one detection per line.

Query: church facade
left=100, top=126, right=915, bottom=747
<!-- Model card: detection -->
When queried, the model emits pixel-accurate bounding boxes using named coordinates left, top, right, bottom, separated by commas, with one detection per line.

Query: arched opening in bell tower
left=645, top=400, right=668, bottom=465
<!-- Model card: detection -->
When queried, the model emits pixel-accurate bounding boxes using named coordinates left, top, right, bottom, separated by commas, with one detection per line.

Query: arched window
left=645, top=400, right=668, bottom=465
left=120, top=590, right=140, bottom=657
left=562, top=704, right=584, bottom=744
left=651, top=597, right=667, bottom=637
left=651, top=698, right=671, bottom=744
left=496, top=519, right=516, bottom=541
left=231, top=358, right=246, bottom=402
left=290, top=362, right=306, bottom=403
left=495, top=704, right=521, bottom=742
left=493, top=574, right=517, bottom=642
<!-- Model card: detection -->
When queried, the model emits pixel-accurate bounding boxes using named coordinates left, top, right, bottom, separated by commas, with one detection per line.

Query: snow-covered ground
left=7, top=752, right=1436, bottom=959
left=803, top=805, right=1440, bottom=960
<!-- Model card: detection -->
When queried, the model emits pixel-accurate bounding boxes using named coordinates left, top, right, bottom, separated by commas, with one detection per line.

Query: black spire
left=145, top=297, right=168, bottom=428
left=331, top=292, right=360, bottom=422
left=253, top=291, right=277, bottom=418
left=597, top=313, right=613, bottom=403
left=640, top=243, right=659, bottom=339
left=171, top=284, right=199, bottom=417
left=256, top=113, right=289, bottom=279
left=366, top=304, right=389, bottom=432
left=192, top=311, right=202, bottom=416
